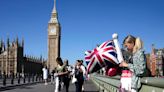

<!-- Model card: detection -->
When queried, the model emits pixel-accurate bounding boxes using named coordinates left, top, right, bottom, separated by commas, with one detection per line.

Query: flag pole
left=112, top=33, right=124, bottom=63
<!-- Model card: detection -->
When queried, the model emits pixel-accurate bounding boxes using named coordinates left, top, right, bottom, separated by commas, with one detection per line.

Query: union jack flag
left=85, top=40, right=118, bottom=74
left=85, top=50, right=92, bottom=65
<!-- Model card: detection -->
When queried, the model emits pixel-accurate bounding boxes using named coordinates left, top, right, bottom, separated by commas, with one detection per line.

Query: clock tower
left=47, top=0, right=61, bottom=72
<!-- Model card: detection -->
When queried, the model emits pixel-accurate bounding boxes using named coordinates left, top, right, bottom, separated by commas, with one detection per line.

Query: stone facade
left=0, top=38, right=44, bottom=77
left=149, top=44, right=164, bottom=77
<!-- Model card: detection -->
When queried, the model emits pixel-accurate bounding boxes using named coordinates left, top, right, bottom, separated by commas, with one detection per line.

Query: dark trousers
left=64, top=77, right=71, bottom=92
left=75, top=80, right=84, bottom=92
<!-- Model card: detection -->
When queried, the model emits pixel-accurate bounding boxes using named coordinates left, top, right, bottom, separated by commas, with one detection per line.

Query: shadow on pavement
left=0, top=83, right=37, bottom=91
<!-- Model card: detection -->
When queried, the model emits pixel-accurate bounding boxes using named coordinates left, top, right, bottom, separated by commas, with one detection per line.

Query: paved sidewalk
left=0, top=80, right=99, bottom=92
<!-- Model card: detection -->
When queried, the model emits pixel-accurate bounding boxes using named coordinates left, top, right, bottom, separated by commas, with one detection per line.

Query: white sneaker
left=82, top=86, right=84, bottom=91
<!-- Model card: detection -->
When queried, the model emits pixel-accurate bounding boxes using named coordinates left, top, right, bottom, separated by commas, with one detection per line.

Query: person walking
left=51, top=69, right=55, bottom=84
left=42, top=66, right=48, bottom=85
left=63, top=59, right=72, bottom=92
left=54, top=57, right=68, bottom=92
left=80, top=60, right=87, bottom=91
left=74, top=60, right=84, bottom=92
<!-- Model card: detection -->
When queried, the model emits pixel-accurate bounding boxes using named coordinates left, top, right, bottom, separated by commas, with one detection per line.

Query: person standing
left=75, top=60, right=84, bottom=92
left=54, top=57, right=68, bottom=92
left=80, top=60, right=86, bottom=91
left=42, top=66, right=48, bottom=85
left=51, top=69, right=55, bottom=84
left=63, top=59, right=72, bottom=92
left=119, top=35, right=146, bottom=92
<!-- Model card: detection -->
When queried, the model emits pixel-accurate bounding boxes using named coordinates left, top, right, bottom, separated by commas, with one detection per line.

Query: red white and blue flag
left=85, top=40, right=118, bottom=74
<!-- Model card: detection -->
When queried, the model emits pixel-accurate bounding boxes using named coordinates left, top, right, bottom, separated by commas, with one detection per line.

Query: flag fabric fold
left=85, top=40, right=118, bottom=74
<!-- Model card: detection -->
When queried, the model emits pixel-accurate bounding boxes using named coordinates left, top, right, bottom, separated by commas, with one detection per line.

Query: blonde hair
left=123, top=35, right=143, bottom=53
left=133, top=37, right=143, bottom=53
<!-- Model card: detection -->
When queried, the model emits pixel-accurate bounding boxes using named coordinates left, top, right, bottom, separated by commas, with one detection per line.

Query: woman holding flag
left=84, top=33, right=146, bottom=92
left=119, top=35, right=146, bottom=92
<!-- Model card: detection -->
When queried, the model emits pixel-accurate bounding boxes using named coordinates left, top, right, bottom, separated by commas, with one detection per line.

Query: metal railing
left=91, top=74, right=164, bottom=92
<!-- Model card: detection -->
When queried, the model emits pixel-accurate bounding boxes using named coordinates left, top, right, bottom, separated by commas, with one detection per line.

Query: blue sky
left=0, top=0, right=164, bottom=65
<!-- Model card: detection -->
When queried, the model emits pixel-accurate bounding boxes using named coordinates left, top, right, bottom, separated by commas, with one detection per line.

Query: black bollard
left=18, top=73, right=20, bottom=84
left=23, top=76, right=26, bottom=83
left=28, top=74, right=30, bottom=83
left=39, top=75, right=41, bottom=81
left=11, top=73, right=14, bottom=85
left=35, top=75, right=38, bottom=82
left=3, top=73, right=6, bottom=86
left=32, top=74, right=34, bottom=82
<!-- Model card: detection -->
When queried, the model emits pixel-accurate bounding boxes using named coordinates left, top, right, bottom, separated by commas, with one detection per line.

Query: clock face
left=50, top=28, right=56, bottom=34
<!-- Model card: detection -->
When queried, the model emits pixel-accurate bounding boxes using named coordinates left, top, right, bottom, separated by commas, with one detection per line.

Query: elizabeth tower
left=47, top=0, right=61, bottom=72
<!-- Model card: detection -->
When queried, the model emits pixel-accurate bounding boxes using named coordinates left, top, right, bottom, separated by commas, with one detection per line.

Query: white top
left=80, top=65, right=86, bottom=76
left=42, top=68, right=48, bottom=79
left=67, top=65, right=72, bottom=72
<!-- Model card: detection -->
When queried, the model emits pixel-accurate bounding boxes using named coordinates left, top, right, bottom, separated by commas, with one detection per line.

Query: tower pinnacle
left=52, top=0, right=57, bottom=13
left=49, top=0, right=58, bottom=23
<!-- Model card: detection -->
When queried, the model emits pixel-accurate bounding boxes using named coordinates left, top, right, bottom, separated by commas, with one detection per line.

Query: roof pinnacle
left=52, top=0, right=57, bottom=13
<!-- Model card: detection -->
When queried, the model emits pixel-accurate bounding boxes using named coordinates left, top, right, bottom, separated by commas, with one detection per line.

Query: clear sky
left=0, top=0, right=164, bottom=65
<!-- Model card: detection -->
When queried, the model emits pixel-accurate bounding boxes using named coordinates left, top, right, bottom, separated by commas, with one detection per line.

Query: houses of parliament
left=0, top=0, right=60, bottom=76
left=0, top=38, right=44, bottom=76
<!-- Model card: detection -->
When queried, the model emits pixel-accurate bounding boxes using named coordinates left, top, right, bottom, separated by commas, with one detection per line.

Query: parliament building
left=0, top=38, right=44, bottom=77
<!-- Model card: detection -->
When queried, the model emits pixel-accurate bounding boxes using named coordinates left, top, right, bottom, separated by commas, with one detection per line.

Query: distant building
left=23, top=56, right=44, bottom=75
left=149, top=44, right=164, bottom=77
left=0, top=38, right=44, bottom=76
left=145, top=54, right=151, bottom=76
